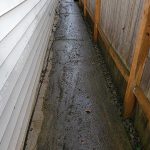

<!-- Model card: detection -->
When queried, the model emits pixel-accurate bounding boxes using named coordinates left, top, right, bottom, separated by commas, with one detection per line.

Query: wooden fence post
left=133, top=86, right=150, bottom=122
left=94, top=0, right=100, bottom=42
left=84, top=0, right=87, bottom=17
left=124, top=1, right=150, bottom=118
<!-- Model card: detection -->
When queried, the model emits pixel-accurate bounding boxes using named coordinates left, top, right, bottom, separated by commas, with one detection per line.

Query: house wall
left=0, top=0, right=58, bottom=149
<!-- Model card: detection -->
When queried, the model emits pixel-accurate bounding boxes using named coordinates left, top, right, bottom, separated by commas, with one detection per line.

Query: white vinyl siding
left=0, top=0, right=58, bottom=149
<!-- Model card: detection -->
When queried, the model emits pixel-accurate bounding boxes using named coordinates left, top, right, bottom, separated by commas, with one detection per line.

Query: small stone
left=80, top=139, right=86, bottom=144
left=85, top=108, right=91, bottom=114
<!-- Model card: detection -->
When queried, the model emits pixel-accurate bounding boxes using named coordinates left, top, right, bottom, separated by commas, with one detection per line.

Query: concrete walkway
left=37, top=0, right=132, bottom=149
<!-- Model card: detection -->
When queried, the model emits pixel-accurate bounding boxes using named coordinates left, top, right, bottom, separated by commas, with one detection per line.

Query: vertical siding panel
left=0, top=0, right=49, bottom=120
left=0, top=0, right=47, bottom=66
left=0, top=0, right=40, bottom=42
left=0, top=0, right=58, bottom=149
left=0, top=0, right=26, bottom=16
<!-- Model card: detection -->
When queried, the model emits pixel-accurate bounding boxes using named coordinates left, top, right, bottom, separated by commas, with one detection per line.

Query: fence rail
left=79, top=0, right=150, bottom=123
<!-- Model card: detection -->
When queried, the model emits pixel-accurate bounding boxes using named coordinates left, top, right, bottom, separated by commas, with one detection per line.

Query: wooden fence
left=81, top=0, right=150, bottom=120
left=79, top=0, right=150, bottom=138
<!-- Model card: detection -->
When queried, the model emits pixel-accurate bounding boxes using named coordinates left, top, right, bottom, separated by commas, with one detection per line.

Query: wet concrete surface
left=37, top=1, right=132, bottom=150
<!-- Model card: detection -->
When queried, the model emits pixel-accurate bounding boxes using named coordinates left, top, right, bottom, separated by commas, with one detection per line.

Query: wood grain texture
left=84, top=0, right=87, bottom=17
left=141, top=53, right=150, bottom=101
left=93, top=0, right=100, bottom=42
left=100, top=0, right=143, bottom=68
left=98, top=27, right=129, bottom=81
left=124, top=1, right=150, bottom=117
left=133, top=86, right=150, bottom=122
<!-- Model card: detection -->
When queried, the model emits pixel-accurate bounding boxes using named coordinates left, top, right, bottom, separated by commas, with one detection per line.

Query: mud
left=37, top=1, right=132, bottom=150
